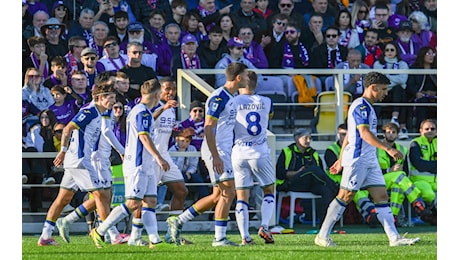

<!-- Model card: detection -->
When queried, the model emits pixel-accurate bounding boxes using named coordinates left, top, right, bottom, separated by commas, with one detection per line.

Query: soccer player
left=56, top=72, right=129, bottom=245
left=167, top=62, right=249, bottom=247
left=37, top=80, right=117, bottom=246
left=314, top=71, right=421, bottom=247
left=127, top=76, right=191, bottom=245
left=89, top=78, right=171, bottom=249
left=232, top=70, right=276, bottom=245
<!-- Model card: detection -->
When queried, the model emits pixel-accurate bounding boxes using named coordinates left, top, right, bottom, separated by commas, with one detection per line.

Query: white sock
left=235, top=200, right=249, bottom=240
left=142, top=207, right=161, bottom=243
left=318, top=198, right=346, bottom=239
left=261, top=194, right=275, bottom=228
left=96, top=204, right=129, bottom=236
left=375, top=204, right=399, bottom=242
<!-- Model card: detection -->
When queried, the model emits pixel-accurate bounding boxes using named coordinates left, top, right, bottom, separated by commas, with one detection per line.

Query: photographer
left=275, top=128, right=339, bottom=222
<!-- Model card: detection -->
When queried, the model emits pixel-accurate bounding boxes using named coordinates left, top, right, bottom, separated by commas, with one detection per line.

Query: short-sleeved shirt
left=341, top=97, right=378, bottom=167
left=232, top=94, right=273, bottom=160
left=63, top=102, right=102, bottom=169
left=152, top=101, right=176, bottom=153
left=123, top=103, right=155, bottom=176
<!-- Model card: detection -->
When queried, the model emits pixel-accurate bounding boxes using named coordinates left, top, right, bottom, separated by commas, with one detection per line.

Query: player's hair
left=225, top=62, right=248, bottom=81
left=362, top=71, right=390, bottom=88
left=247, top=70, right=257, bottom=90
left=141, top=78, right=161, bottom=95
left=95, top=71, right=116, bottom=85
left=115, top=71, right=129, bottom=79
left=92, top=81, right=115, bottom=100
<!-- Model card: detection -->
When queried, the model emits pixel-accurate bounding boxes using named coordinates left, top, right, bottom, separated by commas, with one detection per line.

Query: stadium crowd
left=22, top=0, right=437, bottom=245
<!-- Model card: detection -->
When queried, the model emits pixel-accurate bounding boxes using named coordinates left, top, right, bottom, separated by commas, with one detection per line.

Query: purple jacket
left=243, top=41, right=269, bottom=69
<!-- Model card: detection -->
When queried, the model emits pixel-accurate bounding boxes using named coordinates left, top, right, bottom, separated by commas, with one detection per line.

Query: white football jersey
left=123, top=103, right=155, bottom=176
left=341, top=97, right=379, bottom=166
left=152, top=101, right=176, bottom=153
left=232, top=94, right=273, bottom=160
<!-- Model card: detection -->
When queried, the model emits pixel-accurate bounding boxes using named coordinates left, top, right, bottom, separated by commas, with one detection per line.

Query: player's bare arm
left=204, top=116, right=223, bottom=174
left=53, top=123, right=77, bottom=167
left=138, top=133, right=170, bottom=171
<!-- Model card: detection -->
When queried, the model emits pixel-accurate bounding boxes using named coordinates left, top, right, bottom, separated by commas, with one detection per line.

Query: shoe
left=212, top=237, right=239, bottom=247
left=314, top=235, right=336, bottom=247
left=22, top=175, right=28, bottom=184
left=56, top=217, right=70, bottom=243
left=111, top=233, right=130, bottom=245
left=412, top=200, right=432, bottom=217
left=42, top=177, right=56, bottom=185
left=89, top=228, right=106, bottom=248
left=178, top=237, right=193, bottom=245
left=166, top=216, right=182, bottom=245
left=366, top=209, right=379, bottom=228
left=258, top=226, right=274, bottom=244
left=165, top=232, right=193, bottom=245
left=62, top=204, right=75, bottom=213
left=390, top=117, right=400, bottom=128
left=398, top=127, right=409, bottom=140
left=38, top=237, right=60, bottom=246
left=156, top=204, right=170, bottom=211
left=389, top=234, right=421, bottom=247
left=241, top=238, right=256, bottom=246
left=127, top=237, right=149, bottom=246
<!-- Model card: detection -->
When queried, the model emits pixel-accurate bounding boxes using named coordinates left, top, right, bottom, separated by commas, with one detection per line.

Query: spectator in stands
left=372, top=2, right=397, bottom=48
left=334, top=49, right=370, bottom=100
left=64, top=36, right=86, bottom=81
left=231, top=0, right=267, bottom=40
left=408, top=11, right=434, bottom=50
left=23, top=109, right=58, bottom=186
left=43, top=56, right=67, bottom=90
left=176, top=100, right=209, bottom=182
left=276, top=128, right=339, bottom=223
left=355, top=28, right=382, bottom=68
left=133, top=0, right=173, bottom=25
left=109, top=0, right=136, bottom=24
left=166, top=0, right=188, bottom=26
left=420, top=0, right=436, bottom=34
left=395, top=20, right=420, bottom=67
left=96, top=36, right=128, bottom=72
left=324, top=123, right=378, bottom=227
left=217, top=13, right=237, bottom=44
left=350, top=0, right=372, bottom=43
left=409, top=118, right=437, bottom=225
left=23, top=36, right=50, bottom=82
left=147, top=9, right=167, bottom=45
left=373, top=41, right=409, bottom=140
left=334, top=9, right=360, bottom=49
left=112, top=101, right=127, bottom=147
left=93, top=0, right=116, bottom=26
left=49, top=85, right=79, bottom=125
left=26, top=0, right=50, bottom=16
left=23, top=67, right=55, bottom=111
left=22, top=99, right=41, bottom=139
left=108, top=11, right=130, bottom=44
left=169, top=130, right=210, bottom=201
left=91, top=21, right=110, bottom=58
left=23, top=10, right=49, bottom=40
left=157, top=23, right=182, bottom=77
left=41, top=18, right=68, bottom=60
left=303, top=0, right=335, bottom=33
left=303, top=13, right=324, bottom=53
left=181, top=11, right=208, bottom=42
left=406, top=46, right=437, bottom=129
left=50, top=1, right=70, bottom=41
left=61, top=0, right=98, bottom=21
left=309, top=26, right=348, bottom=90
left=67, top=8, right=95, bottom=49
left=214, top=37, right=258, bottom=88
left=196, top=25, right=227, bottom=71
left=238, top=25, right=268, bottom=69
left=120, top=41, right=158, bottom=100
left=68, top=71, right=92, bottom=106
left=395, top=0, right=421, bottom=18
left=80, top=47, right=100, bottom=90
left=253, top=0, right=273, bottom=21
left=193, top=0, right=233, bottom=32
left=171, top=34, right=208, bottom=102
left=113, top=71, right=135, bottom=112
left=260, top=13, right=289, bottom=58
left=267, top=0, right=306, bottom=34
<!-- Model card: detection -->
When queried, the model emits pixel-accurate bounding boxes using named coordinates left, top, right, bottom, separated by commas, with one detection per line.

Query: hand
left=390, top=164, right=402, bottom=172
left=220, top=4, right=232, bottom=14
left=164, top=99, right=178, bottom=110
left=387, top=148, right=403, bottom=161
left=157, top=157, right=170, bottom=172
left=260, top=35, right=271, bottom=47
left=64, top=86, right=72, bottom=94
left=39, top=52, right=48, bottom=62
left=329, top=159, right=342, bottom=174
left=212, top=155, right=224, bottom=174
left=53, top=152, right=65, bottom=167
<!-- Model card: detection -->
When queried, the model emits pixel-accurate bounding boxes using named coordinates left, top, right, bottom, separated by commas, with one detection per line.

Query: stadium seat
left=255, top=76, right=288, bottom=127
left=276, top=191, right=321, bottom=228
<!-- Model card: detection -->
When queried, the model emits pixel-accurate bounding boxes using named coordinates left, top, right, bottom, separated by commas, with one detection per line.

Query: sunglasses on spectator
left=385, top=48, right=395, bottom=52
left=54, top=129, right=63, bottom=134
left=425, top=52, right=436, bottom=56
left=280, top=3, right=292, bottom=8
left=84, top=56, right=97, bottom=61
left=47, top=25, right=61, bottom=30
left=28, top=74, right=41, bottom=79
left=424, top=127, right=436, bottom=131
left=359, top=10, right=368, bottom=14
left=192, top=109, right=203, bottom=113
left=285, top=30, right=298, bottom=35
left=113, top=105, right=123, bottom=110
left=276, top=21, right=286, bottom=26
left=326, top=34, right=338, bottom=38
left=104, top=42, right=118, bottom=48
